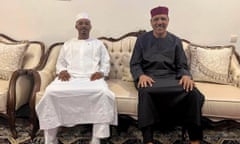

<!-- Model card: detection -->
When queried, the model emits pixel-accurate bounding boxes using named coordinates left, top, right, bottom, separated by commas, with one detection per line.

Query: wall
left=0, top=0, right=240, bottom=53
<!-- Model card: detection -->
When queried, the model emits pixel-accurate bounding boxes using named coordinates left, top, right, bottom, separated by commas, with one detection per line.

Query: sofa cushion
left=121, top=53, right=134, bottom=82
left=189, top=44, right=233, bottom=84
left=101, top=37, right=137, bottom=79
left=229, top=54, right=240, bottom=87
left=0, top=41, right=28, bottom=80
left=196, top=82, right=240, bottom=121
left=107, top=79, right=138, bottom=119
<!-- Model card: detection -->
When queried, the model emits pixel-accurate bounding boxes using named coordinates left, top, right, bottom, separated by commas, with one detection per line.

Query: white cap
left=75, top=12, right=90, bottom=22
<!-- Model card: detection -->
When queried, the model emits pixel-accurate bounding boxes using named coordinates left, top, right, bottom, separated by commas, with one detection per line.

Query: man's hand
left=138, top=74, right=155, bottom=88
left=58, top=70, right=71, bottom=81
left=179, top=75, right=194, bottom=92
left=90, top=72, right=104, bottom=81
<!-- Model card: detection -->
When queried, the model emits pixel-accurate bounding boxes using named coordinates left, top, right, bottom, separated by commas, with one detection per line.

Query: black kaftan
left=130, top=31, right=204, bottom=140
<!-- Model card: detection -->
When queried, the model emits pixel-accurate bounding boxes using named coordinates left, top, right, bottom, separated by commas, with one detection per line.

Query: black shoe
left=172, top=139, right=188, bottom=144
left=122, top=139, right=142, bottom=144
left=100, top=138, right=113, bottom=144
left=58, top=139, right=63, bottom=144
left=152, top=139, right=163, bottom=144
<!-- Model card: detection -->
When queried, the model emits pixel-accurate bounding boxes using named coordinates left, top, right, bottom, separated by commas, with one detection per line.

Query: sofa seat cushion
left=35, top=79, right=139, bottom=119
left=107, top=79, right=138, bottom=119
left=196, top=82, right=240, bottom=122
left=0, top=79, right=9, bottom=113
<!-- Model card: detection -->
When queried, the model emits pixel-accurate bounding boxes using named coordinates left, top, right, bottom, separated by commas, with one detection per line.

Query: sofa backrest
left=41, top=31, right=145, bottom=82
left=40, top=42, right=63, bottom=78
left=23, top=42, right=45, bottom=69
left=0, top=33, right=45, bottom=70
left=41, top=31, right=240, bottom=86
left=99, top=35, right=191, bottom=80
left=99, top=34, right=140, bottom=79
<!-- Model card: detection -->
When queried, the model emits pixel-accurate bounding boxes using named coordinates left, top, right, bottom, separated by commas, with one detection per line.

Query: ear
left=75, top=23, right=77, bottom=29
left=90, top=24, right=92, bottom=30
left=150, top=18, right=153, bottom=26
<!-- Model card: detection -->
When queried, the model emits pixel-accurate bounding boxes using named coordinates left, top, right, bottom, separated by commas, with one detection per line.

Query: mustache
left=155, top=24, right=166, bottom=29
left=79, top=27, right=89, bottom=31
left=157, top=24, right=165, bottom=27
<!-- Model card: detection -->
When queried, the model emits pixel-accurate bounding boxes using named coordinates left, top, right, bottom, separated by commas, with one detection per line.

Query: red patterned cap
left=150, top=6, right=169, bottom=17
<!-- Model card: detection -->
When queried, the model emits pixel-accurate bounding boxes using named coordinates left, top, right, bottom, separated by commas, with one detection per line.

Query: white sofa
left=0, top=33, right=45, bottom=138
left=29, top=30, right=240, bottom=137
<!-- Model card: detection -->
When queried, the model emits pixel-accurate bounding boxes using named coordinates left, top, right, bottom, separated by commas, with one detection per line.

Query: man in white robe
left=36, top=12, right=118, bottom=144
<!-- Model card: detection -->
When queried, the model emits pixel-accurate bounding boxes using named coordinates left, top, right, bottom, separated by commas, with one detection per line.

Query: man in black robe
left=130, top=6, right=205, bottom=144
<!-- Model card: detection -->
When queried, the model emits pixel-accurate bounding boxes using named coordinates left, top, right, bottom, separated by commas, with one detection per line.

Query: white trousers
left=44, top=123, right=110, bottom=144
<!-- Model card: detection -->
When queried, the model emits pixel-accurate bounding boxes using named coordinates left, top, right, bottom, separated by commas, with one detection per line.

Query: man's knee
left=190, top=88, right=205, bottom=105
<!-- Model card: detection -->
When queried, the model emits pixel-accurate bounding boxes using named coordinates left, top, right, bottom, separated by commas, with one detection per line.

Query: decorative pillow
left=0, top=41, right=29, bottom=80
left=189, top=44, right=233, bottom=84
left=121, top=53, right=134, bottom=82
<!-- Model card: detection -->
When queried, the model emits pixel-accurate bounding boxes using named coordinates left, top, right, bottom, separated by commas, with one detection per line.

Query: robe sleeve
left=99, top=41, right=110, bottom=77
left=175, top=39, right=191, bottom=79
left=130, top=37, right=144, bottom=81
left=56, top=43, right=68, bottom=74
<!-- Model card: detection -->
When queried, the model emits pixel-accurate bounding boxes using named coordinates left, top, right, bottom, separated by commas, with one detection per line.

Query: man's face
left=75, top=19, right=91, bottom=38
left=151, top=14, right=169, bottom=37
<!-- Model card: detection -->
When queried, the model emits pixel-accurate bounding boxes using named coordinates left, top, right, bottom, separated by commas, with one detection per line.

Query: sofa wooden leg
left=30, top=116, right=39, bottom=139
left=8, top=112, right=17, bottom=138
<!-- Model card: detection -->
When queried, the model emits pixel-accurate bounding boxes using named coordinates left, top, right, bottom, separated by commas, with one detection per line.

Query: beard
left=78, top=28, right=90, bottom=39
left=80, top=29, right=88, bottom=35
left=155, top=24, right=166, bottom=31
